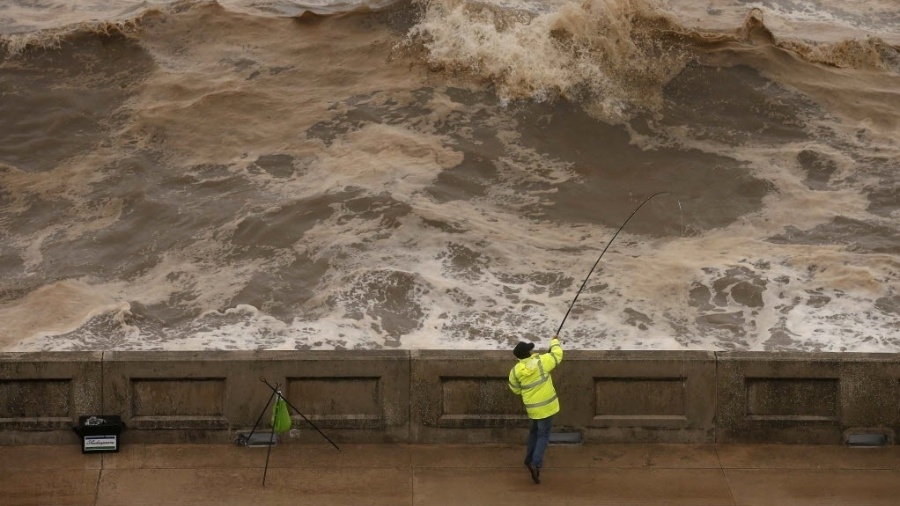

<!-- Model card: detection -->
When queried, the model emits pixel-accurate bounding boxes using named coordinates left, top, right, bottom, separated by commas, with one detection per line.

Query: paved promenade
left=3, top=442, right=899, bottom=505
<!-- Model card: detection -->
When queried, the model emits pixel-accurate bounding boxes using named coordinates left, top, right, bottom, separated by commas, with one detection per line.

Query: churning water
left=1, top=0, right=898, bottom=352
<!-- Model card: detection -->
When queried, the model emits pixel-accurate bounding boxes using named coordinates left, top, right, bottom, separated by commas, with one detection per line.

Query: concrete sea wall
left=1, top=351, right=897, bottom=445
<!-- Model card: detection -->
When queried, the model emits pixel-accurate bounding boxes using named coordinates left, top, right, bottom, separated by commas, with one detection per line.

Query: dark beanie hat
left=513, top=341, right=535, bottom=359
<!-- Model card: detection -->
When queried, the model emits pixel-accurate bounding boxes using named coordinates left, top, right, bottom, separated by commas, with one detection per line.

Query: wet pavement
left=3, top=442, right=900, bottom=505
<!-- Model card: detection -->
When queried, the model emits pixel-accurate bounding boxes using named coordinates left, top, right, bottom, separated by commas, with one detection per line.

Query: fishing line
left=555, top=191, right=673, bottom=337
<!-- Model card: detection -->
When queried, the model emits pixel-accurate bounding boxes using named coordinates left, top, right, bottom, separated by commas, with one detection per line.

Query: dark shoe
left=527, top=463, right=540, bottom=484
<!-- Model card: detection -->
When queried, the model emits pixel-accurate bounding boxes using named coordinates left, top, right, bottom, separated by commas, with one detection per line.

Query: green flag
left=271, top=396, right=292, bottom=434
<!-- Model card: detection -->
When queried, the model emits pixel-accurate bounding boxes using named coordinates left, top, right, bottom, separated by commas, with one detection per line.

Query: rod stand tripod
left=236, top=378, right=340, bottom=486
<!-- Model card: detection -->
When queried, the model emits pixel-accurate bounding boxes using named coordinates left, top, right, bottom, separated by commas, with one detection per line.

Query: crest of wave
left=736, top=8, right=899, bottom=72
left=0, top=19, right=140, bottom=55
left=405, top=0, right=690, bottom=121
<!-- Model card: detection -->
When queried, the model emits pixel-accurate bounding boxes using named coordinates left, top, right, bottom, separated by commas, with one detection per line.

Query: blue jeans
left=524, top=416, right=553, bottom=469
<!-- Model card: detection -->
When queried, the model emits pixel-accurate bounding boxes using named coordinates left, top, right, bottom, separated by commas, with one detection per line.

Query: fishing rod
left=555, top=191, right=672, bottom=337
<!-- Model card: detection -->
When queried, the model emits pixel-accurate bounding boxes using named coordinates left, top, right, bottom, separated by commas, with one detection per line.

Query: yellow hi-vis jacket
left=508, top=337, right=563, bottom=419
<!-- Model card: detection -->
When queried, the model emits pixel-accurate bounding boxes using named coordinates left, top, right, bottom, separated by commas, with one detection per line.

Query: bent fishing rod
left=555, top=191, right=672, bottom=337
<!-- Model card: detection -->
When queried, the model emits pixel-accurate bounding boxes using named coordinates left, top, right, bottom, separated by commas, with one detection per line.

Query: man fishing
left=507, top=192, right=668, bottom=485
left=508, top=335, right=563, bottom=484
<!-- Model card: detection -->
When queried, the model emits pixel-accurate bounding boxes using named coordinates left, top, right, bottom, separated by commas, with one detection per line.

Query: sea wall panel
left=244, top=351, right=409, bottom=442
left=410, top=351, right=525, bottom=443
left=715, top=352, right=900, bottom=444
left=0, top=352, right=101, bottom=444
left=564, top=351, right=717, bottom=443
left=104, top=352, right=242, bottom=441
